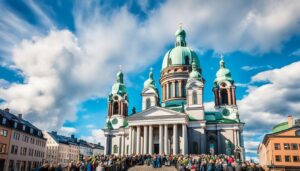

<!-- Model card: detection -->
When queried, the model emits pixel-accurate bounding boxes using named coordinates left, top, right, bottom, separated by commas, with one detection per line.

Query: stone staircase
left=129, top=165, right=177, bottom=171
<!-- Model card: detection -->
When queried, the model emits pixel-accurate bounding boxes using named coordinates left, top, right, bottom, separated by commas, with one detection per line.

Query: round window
left=222, top=108, right=230, bottom=116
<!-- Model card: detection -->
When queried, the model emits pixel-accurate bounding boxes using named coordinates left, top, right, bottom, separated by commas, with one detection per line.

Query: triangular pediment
left=128, top=106, right=187, bottom=120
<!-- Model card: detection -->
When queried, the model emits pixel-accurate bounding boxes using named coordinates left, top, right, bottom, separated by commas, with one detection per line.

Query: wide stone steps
left=129, top=165, right=177, bottom=171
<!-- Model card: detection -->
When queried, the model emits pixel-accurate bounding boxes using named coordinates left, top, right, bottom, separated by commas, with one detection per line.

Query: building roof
left=47, top=131, right=104, bottom=149
left=272, top=121, right=289, bottom=133
left=262, top=125, right=300, bottom=145
left=0, top=109, right=45, bottom=139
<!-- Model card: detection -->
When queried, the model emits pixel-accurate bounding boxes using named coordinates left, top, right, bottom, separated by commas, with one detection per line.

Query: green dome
left=162, top=28, right=200, bottom=70
left=214, top=59, right=233, bottom=85
left=144, top=68, right=157, bottom=90
left=111, top=71, right=127, bottom=96
left=189, top=59, right=202, bottom=79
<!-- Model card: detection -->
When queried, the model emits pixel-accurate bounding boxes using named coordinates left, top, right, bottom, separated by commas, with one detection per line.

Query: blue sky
left=1, top=0, right=300, bottom=161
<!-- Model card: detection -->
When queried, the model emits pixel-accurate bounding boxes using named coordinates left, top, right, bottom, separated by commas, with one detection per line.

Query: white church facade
left=102, top=27, right=245, bottom=160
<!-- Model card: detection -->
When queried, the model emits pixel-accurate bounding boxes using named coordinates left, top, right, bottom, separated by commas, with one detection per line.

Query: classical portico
left=127, top=107, right=188, bottom=155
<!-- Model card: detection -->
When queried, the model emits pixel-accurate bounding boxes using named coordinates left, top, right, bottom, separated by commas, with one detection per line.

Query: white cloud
left=58, top=126, right=77, bottom=136
left=239, top=61, right=300, bottom=133
left=80, top=129, right=106, bottom=147
left=241, top=65, right=272, bottom=71
left=204, top=101, right=215, bottom=111
left=86, top=124, right=95, bottom=129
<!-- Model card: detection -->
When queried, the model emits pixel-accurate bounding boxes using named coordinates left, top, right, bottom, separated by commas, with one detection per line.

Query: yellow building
left=258, top=116, right=300, bottom=171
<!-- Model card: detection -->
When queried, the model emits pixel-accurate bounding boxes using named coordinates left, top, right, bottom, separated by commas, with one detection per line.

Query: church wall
left=188, top=127, right=203, bottom=154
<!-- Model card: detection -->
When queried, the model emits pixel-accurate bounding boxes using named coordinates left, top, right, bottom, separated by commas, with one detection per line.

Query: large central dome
left=162, top=27, right=200, bottom=70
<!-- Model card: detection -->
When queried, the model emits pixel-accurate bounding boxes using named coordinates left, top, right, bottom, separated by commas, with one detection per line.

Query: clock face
left=222, top=108, right=230, bottom=116
left=112, top=118, right=118, bottom=125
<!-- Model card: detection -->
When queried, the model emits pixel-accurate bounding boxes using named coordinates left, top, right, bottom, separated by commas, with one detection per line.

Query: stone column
left=137, top=126, right=141, bottom=154
left=105, top=135, right=110, bottom=155
left=172, top=81, right=176, bottom=98
left=173, top=124, right=178, bottom=154
left=121, top=135, right=125, bottom=155
left=182, top=124, right=188, bottom=155
left=129, top=127, right=132, bottom=154
left=227, top=89, right=232, bottom=105
left=144, top=126, right=148, bottom=154
left=149, top=125, right=153, bottom=154
left=232, top=88, right=236, bottom=105
left=217, top=129, right=221, bottom=154
left=237, top=130, right=240, bottom=147
left=166, top=83, right=169, bottom=100
left=132, top=127, right=136, bottom=154
left=164, top=124, right=168, bottom=154
left=159, top=125, right=164, bottom=154
left=179, top=80, right=182, bottom=97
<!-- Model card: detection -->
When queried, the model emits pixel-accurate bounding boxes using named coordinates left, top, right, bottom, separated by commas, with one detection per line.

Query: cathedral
left=102, top=27, right=245, bottom=160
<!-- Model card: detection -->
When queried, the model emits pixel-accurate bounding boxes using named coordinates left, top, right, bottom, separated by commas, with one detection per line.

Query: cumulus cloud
left=58, top=126, right=77, bottom=136
left=239, top=61, right=300, bottom=156
left=80, top=129, right=106, bottom=146
left=1, top=0, right=300, bottom=133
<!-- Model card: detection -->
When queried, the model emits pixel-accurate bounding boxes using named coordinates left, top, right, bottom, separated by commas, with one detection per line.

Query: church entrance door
left=154, top=144, right=159, bottom=154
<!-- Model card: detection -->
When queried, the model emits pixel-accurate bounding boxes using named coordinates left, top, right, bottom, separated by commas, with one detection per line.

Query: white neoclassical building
left=102, top=27, right=245, bottom=160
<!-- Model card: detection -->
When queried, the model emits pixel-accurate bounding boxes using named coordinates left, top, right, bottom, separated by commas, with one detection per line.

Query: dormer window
left=2, top=118, right=6, bottom=124
left=22, top=125, right=26, bottom=131
left=14, top=122, right=18, bottom=128
left=38, top=131, right=41, bottom=136
left=30, top=128, right=33, bottom=134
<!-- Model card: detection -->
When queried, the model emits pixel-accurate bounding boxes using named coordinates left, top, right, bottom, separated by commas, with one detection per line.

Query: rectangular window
left=0, top=143, right=6, bottom=153
left=274, top=143, right=281, bottom=150
left=285, top=155, right=291, bottom=162
left=22, top=125, right=26, bottom=131
left=14, top=122, right=17, bottom=128
left=2, top=118, right=7, bottom=124
left=0, top=129, right=8, bottom=137
left=275, top=155, right=281, bottom=162
left=291, top=143, right=298, bottom=150
left=284, top=143, right=290, bottom=150
left=293, top=156, right=300, bottom=162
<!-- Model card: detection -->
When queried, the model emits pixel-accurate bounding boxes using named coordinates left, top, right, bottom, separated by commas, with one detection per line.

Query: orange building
left=0, top=123, right=12, bottom=171
left=258, top=116, right=300, bottom=171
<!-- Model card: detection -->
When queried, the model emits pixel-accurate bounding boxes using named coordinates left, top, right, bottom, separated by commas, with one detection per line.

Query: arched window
left=221, top=89, right=228, bottom=105
left=168, top=58, right=172, bottom=66
left=146, top=98, right=151, bottom=109
left=182, top=81, right=186, bottom=97
left=113, top=102, right=119, bottom=115
left=124, top=103, right=127, bottom=115
left=193, top=142, right=198, bottom=154
left=192, top=91, right=198, bottom=104
left=185, top=56, right=189, bottom=65
left=113, top=145, right=118, bottom=153
left=175, top=81, right=179, bottom=97
left=169, top=82, right=173, bottom=98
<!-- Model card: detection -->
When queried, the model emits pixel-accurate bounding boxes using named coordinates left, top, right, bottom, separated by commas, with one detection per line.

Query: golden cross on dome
left=179, top=22, right=183, bottom=29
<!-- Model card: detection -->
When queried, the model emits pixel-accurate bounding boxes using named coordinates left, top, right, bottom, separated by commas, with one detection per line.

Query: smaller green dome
left=111, top=71, right=127, bottom=96
left=189, top=59, right=202, bottom=79
left=214, top=58, right=233, bottom=85
left=144, top=68, right=157, bottom=89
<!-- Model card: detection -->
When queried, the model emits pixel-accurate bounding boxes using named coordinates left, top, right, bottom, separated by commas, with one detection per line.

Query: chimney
left=71, top=134, right=75, bottom=139
left=4, top=108, right=9, bottom=113
left=288, top=115, right=293, bottom=128
left=18, top=114, right=22, bottom=119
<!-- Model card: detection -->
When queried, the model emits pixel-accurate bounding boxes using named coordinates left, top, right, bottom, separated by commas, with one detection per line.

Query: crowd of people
left=37, top=154, right=263, bottom=171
